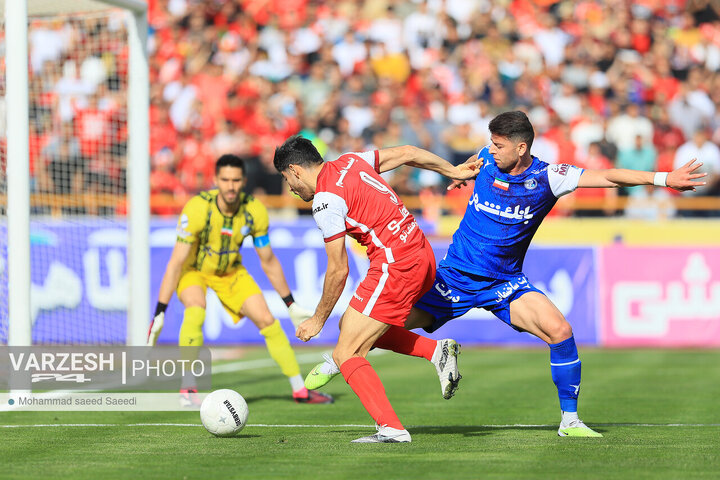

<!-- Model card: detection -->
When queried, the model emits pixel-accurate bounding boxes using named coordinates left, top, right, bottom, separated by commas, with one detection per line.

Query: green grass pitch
left=2, top=347, right=719, bottom=479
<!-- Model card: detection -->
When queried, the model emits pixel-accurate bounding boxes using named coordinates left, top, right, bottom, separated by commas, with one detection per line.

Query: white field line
left=1, top=423, right=719, bottom=428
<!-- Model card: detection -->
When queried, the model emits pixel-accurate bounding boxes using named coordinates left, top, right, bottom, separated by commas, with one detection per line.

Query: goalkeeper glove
left=287, top=302, right=313, bottom=329
left=147, top=303, right=167, bottom=346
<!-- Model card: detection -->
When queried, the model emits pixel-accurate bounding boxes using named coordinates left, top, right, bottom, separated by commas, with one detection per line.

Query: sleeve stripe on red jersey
left=374, top=150, right=380, bottom=173
left=324, top=232, right=346, bottom=243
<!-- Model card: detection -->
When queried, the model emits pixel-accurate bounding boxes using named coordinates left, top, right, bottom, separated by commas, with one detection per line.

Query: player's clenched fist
left=296, top=316, right=324, bottom=342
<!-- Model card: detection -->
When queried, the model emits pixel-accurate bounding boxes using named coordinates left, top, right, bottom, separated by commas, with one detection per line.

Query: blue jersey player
left=409, top=111, right=705, bottom=437
left=306, top=111, right=706, bottom=437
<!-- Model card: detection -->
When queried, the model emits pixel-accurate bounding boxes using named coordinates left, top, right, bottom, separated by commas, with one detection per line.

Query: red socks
left=340, top=357, right=403, bottom=430
left=337, top=327, right=437, bottom=429
left=373, top=326, right=436, bottom=360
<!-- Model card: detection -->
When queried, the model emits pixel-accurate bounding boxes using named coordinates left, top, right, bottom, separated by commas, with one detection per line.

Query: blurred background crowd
left=7, top=0, right=720, bottom=217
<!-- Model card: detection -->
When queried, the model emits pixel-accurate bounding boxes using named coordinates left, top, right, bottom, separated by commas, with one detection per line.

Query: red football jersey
left=313, top=151, right=424, bottom=264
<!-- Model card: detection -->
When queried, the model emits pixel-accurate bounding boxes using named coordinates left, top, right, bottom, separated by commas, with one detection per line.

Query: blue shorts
left=415, top=264, right=545, bottom=333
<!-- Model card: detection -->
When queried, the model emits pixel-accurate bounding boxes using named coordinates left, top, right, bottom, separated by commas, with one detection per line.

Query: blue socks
left=549, top=335, right=581, bottom=413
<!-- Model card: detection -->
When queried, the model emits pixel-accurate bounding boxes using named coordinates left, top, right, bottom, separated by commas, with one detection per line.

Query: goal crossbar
left=0, top=0, right=147, bottom=18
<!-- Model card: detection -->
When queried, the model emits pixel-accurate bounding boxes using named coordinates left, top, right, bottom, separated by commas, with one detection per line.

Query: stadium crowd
left=9, top=0, right=720, bottom=217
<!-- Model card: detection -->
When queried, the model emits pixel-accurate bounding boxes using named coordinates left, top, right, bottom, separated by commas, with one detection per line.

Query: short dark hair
left=273, top=135, right=323, bottom=172
left=489, top=111, right=534, bottom=149
left=215, top=154, right=246, bottom=175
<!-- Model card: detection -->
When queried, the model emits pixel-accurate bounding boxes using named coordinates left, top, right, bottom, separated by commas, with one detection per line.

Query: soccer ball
left=200, top=389, right=249, bottom=437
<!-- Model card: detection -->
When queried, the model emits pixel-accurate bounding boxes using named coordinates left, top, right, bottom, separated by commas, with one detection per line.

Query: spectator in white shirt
left=332, top=32, right=368, bottom=77
left=668, top=83, right=715, bottom=139
left=367, top=6, right=404, bottom=54
left=606, top=102, right=653, bottom=151
left=533, top=14, right=570, bottom=68
left=550, top=83, right=582, bottom=124
left=403, top=2, right=441, bottom=53
left=674, top=129, right=720, bottom=199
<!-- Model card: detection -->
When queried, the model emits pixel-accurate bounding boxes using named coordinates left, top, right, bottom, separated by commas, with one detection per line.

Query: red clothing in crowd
left=75, top=107, right=112, bottom=158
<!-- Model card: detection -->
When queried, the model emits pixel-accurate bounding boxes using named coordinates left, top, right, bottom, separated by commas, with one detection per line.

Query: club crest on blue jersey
left=524, top=178, right=538, bottom=190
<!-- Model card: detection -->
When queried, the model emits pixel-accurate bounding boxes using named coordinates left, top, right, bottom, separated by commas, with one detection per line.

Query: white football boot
left=351, top=424, right=412, bottom=443
left=431, top=339, right=462, bottom=399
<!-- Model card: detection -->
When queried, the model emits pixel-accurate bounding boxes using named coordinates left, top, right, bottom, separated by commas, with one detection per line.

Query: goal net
left=0, top=0, right=148, bottom=345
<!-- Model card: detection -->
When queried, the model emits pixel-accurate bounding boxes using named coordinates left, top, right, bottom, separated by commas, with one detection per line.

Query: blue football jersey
left=442, top=146, right=584, bottom=278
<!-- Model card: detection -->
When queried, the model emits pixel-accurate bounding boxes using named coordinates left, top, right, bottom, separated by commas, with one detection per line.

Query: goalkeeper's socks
left=549, top=335, right=581, bottom=413
left=340, top=357, right=404, bottom=430
left=260, top=319, right=301, bottom=378
left=179, top=307, right=205, bottom=392
left=373, top=326, right=436, bottom=360
left=179, top=306, right=205, bottom=346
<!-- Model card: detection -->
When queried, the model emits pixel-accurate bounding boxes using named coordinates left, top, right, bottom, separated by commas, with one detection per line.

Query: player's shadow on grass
left=412, top=425, right=558, bottom=437
left=242, top=393, right=348, bottom=404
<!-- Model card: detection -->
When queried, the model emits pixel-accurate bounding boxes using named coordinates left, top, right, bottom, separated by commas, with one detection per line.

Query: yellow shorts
left=177, top=267, right=262, bottom=324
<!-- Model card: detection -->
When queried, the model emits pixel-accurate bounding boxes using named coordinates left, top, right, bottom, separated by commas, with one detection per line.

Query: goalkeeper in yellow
left=148, top=154, right=333, bottom=405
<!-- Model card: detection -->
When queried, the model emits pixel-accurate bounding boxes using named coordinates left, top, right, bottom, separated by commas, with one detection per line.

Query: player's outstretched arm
left=149, top=241, right=193, bottom=345
left=577, top=159, right=707, bottom=192
left=296, top=236, right=348, bottom=342
left=377, top=145, right=480, bottom=180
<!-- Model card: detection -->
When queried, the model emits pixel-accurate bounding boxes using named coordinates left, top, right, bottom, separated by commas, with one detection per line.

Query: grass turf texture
left=1, top=348, right=719, bottom=479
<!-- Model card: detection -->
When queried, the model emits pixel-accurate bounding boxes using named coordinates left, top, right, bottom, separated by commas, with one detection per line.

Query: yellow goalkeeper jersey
left=176, top=189, right=269, bottom=276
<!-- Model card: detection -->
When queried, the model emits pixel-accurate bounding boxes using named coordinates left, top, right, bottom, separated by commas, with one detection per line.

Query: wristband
left=653, top=172, right=668, bottom=187
left=154, top=302, right=168, bottom=316
left=282, top=294, right=295, bottom=307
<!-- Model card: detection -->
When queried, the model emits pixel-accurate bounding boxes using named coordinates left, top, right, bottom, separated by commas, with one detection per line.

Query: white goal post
left=2, top=0, right=149, bottom=346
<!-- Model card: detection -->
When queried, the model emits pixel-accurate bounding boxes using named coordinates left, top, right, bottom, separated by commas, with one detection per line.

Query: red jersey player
left=273, top=136, right=479, bottom=443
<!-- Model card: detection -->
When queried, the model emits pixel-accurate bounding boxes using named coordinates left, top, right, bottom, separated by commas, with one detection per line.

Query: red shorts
left=349, top=240, right=436, bottom=326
